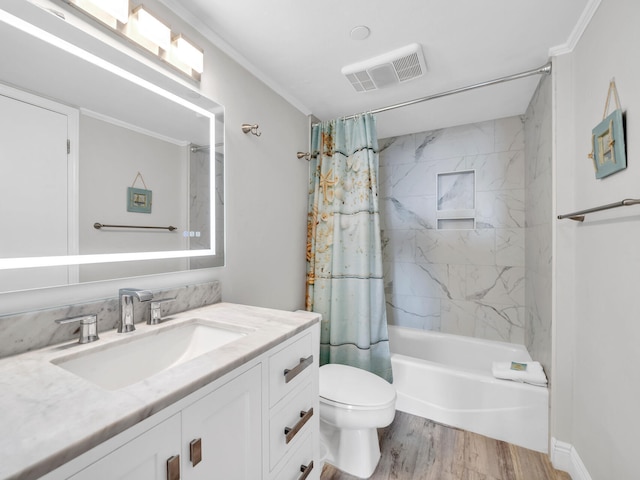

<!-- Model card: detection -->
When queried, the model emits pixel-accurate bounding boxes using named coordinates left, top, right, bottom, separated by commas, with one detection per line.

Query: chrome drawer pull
left=299, top=461, right=314, bottom=480
left=284, top=408, right=314, bottom=444
left=283, top=355, right=313, bottom=383
left=166, top=454, right=180, bottom=480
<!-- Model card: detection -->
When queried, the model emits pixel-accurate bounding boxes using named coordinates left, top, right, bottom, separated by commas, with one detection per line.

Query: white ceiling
left=160, top=0, right=590, bottom=138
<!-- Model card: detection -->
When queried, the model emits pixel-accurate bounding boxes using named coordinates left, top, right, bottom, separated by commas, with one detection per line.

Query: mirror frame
left=0, top=2, right=223, bottom=277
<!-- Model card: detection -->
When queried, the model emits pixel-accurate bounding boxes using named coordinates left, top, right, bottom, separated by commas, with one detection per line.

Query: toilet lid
left=319, top=364, right=395, bottom=408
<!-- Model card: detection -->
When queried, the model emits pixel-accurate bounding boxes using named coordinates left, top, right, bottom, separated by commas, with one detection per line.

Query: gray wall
left=379, top=117, right=526, bottom=344
left=554, top=0, right=640, bottom=477
left=78, top=113, right=188, bottom=282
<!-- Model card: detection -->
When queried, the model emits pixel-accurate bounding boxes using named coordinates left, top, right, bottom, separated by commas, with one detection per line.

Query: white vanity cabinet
left=42, top=323, right=319, bottom=480
left=181, top=365, right=262, bottom=479
left=67, top=414, right=182, bottom=480
left=66, top=365, right=261, bottom=480
left=266, top=331, right=318, bottom=480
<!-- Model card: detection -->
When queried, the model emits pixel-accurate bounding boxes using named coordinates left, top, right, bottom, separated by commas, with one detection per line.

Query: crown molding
left=157, top=0, right=312, bottom=116
left=549, top=0, right=602, bottom=56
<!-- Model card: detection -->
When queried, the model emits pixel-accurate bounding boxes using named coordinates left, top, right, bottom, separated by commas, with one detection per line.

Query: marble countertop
left=0, top=302, right=320, bottom=480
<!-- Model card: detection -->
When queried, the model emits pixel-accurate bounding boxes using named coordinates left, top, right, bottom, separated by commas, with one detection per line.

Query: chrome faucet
left=118, top=288, right=153, bottom=333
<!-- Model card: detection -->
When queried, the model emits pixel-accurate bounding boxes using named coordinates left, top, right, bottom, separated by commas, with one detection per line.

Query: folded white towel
left=491, top=361, right=548, bottom=386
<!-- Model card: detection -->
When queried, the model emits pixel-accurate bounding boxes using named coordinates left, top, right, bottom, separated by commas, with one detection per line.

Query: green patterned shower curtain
left=305, top=113, right=392, bottom=382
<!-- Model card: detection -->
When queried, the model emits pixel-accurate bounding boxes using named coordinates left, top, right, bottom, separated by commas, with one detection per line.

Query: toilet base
left=320, top=420, right=381, bottom=479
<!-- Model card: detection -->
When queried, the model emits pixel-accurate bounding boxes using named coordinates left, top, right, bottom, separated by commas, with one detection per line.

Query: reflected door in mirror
left=0, top=92, right=76, bottom=291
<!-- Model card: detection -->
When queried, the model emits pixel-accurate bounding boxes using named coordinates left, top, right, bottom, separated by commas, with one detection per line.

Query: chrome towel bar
left=94, top=222, right=177, bottom=231
left=557, top=198, right=640, bottom=222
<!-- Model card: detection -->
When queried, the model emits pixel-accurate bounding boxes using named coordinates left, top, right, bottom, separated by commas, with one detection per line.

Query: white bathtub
left=388, top=325, right=549, bottom=453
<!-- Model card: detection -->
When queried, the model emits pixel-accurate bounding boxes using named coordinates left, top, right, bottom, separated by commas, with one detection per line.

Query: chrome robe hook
left=241, top=123, right=261, bottom=136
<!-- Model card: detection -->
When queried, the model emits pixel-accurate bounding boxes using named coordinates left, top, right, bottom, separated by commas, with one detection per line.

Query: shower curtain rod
left=316, top=62, right=552, bottom=124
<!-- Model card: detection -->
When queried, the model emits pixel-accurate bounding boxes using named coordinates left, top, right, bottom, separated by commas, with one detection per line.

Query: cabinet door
left=69, top=414, right=182, bottom=480
left=182, top=365, right=262, bottom=480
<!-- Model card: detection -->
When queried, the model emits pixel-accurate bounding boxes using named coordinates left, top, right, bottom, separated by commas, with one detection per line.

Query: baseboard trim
left=551, top=438, right=593, bottom=480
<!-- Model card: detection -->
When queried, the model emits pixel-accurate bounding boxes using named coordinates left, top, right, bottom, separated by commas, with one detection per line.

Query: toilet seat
left=320, top=364, right=396, bottom=409
left=320, top=395, right=396, bottom=412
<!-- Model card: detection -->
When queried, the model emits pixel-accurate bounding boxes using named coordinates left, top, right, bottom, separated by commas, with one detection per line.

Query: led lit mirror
left=0, top=4, right=224, bottom=293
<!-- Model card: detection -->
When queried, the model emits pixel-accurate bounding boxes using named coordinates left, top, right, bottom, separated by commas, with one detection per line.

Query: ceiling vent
left=342, top=43, right=427, bottom=93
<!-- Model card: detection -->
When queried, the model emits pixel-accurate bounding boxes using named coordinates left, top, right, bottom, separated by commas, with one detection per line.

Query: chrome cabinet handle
left=166, top=454, right=180, bottom=480
left=299, top=461, right=314, bottom=480
left=284, top=408, right=314, bottom=444
left=283, top=355, right=313, bottom=383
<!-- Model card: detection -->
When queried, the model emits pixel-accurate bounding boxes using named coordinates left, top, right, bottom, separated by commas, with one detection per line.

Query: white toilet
left=319, top=363, right=396, bottom=478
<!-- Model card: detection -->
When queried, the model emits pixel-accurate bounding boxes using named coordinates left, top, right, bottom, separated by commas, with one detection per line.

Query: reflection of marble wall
left=189, top=148, right=211, bottom=252
left=189, top=148, right=212, bottom=270
left=189, top=148, right=225, bottom=270
left=379, top=117, right=526, bottom=344
left=524, top=75, right=552, bottom=374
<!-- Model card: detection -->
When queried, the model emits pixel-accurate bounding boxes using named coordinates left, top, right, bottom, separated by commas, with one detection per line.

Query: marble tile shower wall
left=379, top=117, right=526, bottom=344
left=524, top=74, right=553, bottom=375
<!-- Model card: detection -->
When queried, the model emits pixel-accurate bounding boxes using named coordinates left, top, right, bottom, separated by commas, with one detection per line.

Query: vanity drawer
left=270, top=431, right=315, bottom=480
left=269, top=332, right=313, bottom=407
left=269, top=381, right=315, bottom=470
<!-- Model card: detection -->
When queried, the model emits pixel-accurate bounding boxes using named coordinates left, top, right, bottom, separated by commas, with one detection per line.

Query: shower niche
left=436, top=170, right=476, bottom=230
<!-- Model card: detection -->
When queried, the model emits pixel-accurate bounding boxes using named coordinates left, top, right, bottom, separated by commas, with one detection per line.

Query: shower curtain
left=305, top=113, right=392, bottom=382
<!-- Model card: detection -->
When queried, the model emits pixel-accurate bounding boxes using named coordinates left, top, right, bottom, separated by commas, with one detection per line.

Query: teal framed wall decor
left=591, top=108, right=626, bottom=179
left=127, top=187, right=152, bottom=213
left=591, top=79, right=627, bottom=179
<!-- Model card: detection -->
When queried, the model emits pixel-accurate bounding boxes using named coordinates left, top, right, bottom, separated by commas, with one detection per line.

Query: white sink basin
left=52, top=320, right=249, bottom=390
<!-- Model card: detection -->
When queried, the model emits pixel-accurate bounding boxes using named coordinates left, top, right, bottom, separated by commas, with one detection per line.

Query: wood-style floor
left=321, top=411, right=570, bottom=480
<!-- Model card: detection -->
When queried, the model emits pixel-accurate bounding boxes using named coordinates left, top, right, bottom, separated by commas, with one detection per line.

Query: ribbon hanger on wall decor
left=602, top=78, right=622, bottom=119
left=131, top=171, right=149, bottom=190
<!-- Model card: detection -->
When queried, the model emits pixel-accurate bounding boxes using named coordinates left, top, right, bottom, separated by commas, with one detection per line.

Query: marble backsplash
left=0, top=280, right=221, bottom=359
left=379, top=117, right=526, bottom=344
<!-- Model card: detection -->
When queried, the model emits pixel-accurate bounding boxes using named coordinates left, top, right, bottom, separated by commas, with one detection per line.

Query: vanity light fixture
left=131, top=5, right=171, bottom=50
left=171, top=34, right=204, bottom=74
left=69, top=0, right=130, bottom=28
left=66, top=0, right=205, bottom=81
